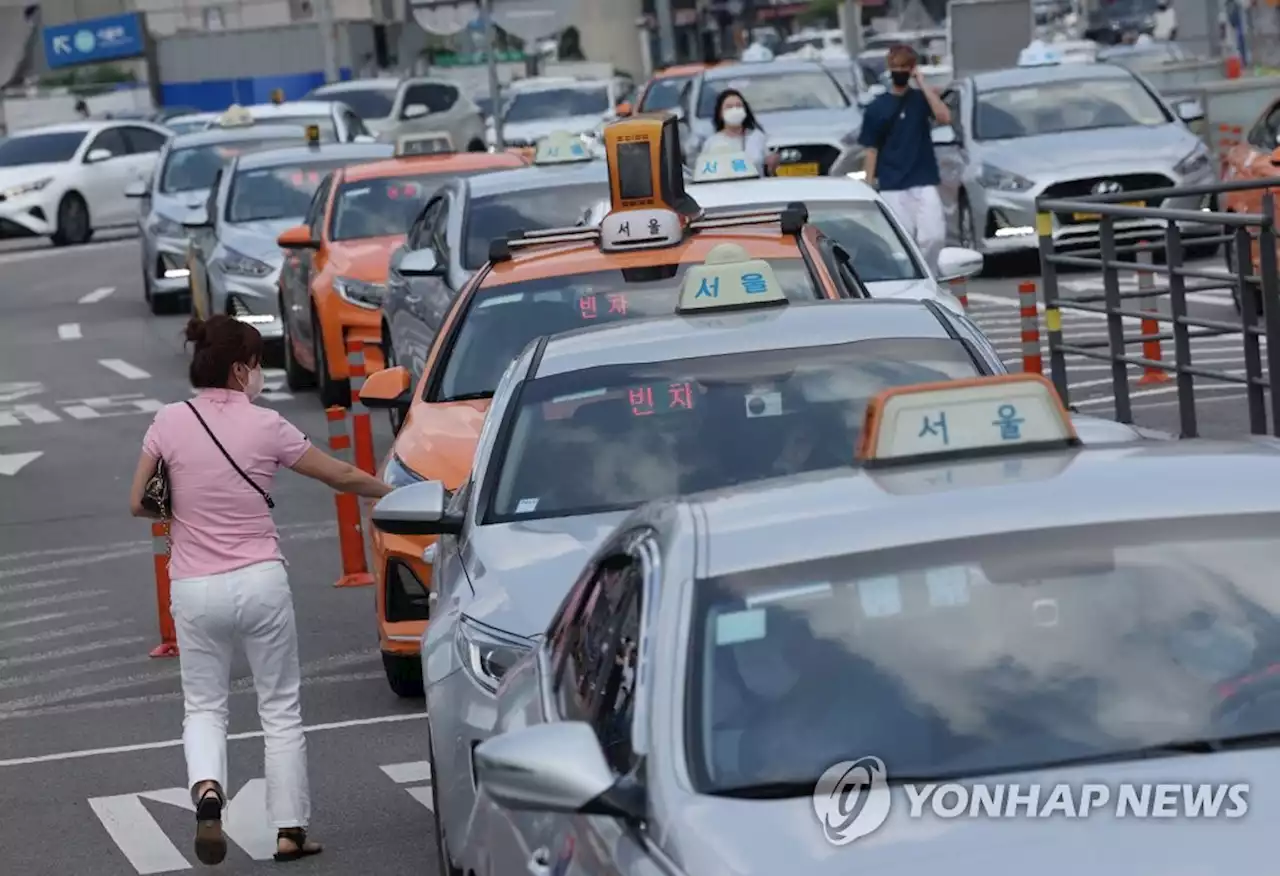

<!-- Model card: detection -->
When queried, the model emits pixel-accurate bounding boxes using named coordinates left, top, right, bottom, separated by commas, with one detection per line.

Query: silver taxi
left=468, top=373, right=1280, bottom=876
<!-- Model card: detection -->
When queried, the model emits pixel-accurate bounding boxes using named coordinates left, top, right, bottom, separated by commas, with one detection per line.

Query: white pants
left=881, top=185, right=945, bottom=276
left=171, top=560, right=309, bottom=828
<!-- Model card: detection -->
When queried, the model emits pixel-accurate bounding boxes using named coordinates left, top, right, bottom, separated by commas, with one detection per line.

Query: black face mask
left=890, top=70, right=911, bottom=88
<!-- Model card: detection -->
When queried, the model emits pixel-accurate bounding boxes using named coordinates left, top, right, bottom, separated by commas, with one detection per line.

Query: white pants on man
left=881, top=185, right=946, bottom=276
left=171, top=560, right=309, bottom=828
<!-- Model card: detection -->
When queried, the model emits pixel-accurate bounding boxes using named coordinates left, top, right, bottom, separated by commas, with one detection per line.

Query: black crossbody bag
left=184, top=401, right=276, bottom=509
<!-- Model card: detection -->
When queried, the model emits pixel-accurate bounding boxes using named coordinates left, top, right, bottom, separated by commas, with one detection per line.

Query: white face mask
left=722, top=106, right=747, bottom=127
left=240, top=365, right=264, bottom=401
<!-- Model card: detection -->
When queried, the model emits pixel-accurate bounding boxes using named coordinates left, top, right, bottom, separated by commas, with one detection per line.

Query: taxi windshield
left=504, top=86, right=611, bottom=123
left=464, top=183, right=608, bottom=269
left=485, top=339, right=979, bottom=521
left=973, top=77, right=1170, bottom=140
left=160, top=138, right=298, bottom=193
left=697, top=71, right=849, bottom=118
left=0, top=131, right=87, bottom=166
left=437, top=260, right=826, bottom=404
left=687, top=513, right=1280, bottom=794
left=165, top=117, right=212, bottom=135
left=226, top=161, right=345, bottom=223
left=331, top=171, right=494, bottom=241
left=639, top=76, right=691, bottom=112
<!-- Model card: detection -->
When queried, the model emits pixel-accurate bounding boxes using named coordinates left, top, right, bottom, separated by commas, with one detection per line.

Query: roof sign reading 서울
left=691, top=151, right=759, bottom=183
left=43, top=13, right=146, bottom=70
left=534, top=131, right=592, bottom=165
left=396, top=132, right=454, bottom=156
left=677, top=243, right=787, bottom=313
left=598, top=207, right=683, bottom=252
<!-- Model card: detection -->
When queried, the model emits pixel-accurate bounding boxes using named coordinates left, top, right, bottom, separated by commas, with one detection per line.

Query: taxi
left=275, top=132, right=527, bottom=407
left=356, top=114, right=855, bottom=697
left=630, top=62, right=727, bottom=115
left=464, top=373, right=1280, bottom=876
left=1220, top=96, right=1280, bottom=314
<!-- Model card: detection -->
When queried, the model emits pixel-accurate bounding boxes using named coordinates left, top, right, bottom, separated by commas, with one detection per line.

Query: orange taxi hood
left=324, top=234, right=405, bottom=284
left=344, top=151, right=528, bottom=183
left=394, top=398, right=491, bottom=487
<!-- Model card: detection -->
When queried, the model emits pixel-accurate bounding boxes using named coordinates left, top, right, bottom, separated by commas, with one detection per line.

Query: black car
left=1085, top=0, right=1161, bottom=44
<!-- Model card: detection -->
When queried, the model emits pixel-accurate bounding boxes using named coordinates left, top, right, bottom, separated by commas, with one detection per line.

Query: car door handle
left=527, top=847, right=552, bottom=876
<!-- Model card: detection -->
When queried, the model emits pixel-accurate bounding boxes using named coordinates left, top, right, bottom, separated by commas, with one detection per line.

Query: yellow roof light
left=856, top=374, right=1079, bottom=467
left=677, top=243, right=787, bottom=313
left=217, top=105, right=254, bottom=128
left=533, top=131, right=593, bottom=165
left=395, top=131, right=453, bottom=157
left=305, top=124, right=321, bottom=145
left=691, top=150, right=760, bottom=183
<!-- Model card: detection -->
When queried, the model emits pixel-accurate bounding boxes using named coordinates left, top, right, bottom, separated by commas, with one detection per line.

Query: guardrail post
left=1135, top=244, right=1170, bottom=385
left=1259, top=194, right=1280, bottom=437
left=1018, top=282, right=1042, bottom=374
left=326, top=406, right=375, bottom=588
left=1234, top=226, right=1267, bottom=435
left=1164, top=222, right=1197, bottom=438
left=948, top=276, right=968, bottom=310
left=1037, top=210, right=1069, bottom=405
left=1100, top=216, right=1133, bottom=424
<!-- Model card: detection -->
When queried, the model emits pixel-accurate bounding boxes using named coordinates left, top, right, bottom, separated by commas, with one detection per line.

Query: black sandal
left=274, top=827, right=323, bottom=862
left=193, top=786, right=227, bottom=865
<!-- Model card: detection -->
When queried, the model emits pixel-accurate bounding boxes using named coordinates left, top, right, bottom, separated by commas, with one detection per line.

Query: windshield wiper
left=710, top=780, right=819, bottom=800
left=441, top=391, right=494, bottom=403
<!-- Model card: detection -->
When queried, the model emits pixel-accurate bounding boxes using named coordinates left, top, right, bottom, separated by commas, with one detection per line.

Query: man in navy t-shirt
left=858, top=44, right=952, bottom=274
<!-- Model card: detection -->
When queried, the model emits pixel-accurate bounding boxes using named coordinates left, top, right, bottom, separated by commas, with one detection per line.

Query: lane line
left=0, top=637, right=147, bottom=670
left=0, top=654, right=155, bottom=690
left=0, top=520, right=334, bottom=565
left=57, top=323, right=82, bottom=340
left=0, top=712, right=429, bottom=767
left=78, top=286, right=116, bottom=304
left=0, top=577, right=73, bottom=597
left=0, top=620, right=126, bottom=651
left=0, top=588, right=106, bottom=614
left=98, top=359, right=150, bottom=380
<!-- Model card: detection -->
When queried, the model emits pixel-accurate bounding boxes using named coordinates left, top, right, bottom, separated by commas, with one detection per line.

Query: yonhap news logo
left=811, top=757, right=1249, bottom=845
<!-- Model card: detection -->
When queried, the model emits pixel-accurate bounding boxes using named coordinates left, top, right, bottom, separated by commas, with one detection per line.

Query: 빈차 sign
left=43, top=12, right=146, bottom=70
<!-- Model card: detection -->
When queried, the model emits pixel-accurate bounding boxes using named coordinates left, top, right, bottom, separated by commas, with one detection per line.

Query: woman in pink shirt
left=129, top=315, right=391, bottom=866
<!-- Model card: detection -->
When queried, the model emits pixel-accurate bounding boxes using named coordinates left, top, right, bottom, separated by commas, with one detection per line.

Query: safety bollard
left=347, top=340, right=377, bottom=475
left=326, top=406, right=374, bottom=588
left=149, top=521, right=179, bottom=658
left=949, top=276, right=968, bottom=310
left=1135, top=245, right=1170, bottom=385
left=1019, top=281, right=1042, bottom=374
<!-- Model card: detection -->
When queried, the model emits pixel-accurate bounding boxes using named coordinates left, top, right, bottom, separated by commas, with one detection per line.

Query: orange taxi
left=1221, top=100, right=1280, bottom=313
left=628, top=62, right=729, bottom=115
left=276, top=134, right=528, bottom=406
left=355, top=113, right=858, bottom=696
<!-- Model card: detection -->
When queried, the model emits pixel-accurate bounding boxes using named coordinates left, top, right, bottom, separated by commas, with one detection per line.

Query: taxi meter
left=601, top=114, right=698, bottom=218
left=395, top=131, right=454, bottom=157
left=856, top=374, right=1080, bottom=468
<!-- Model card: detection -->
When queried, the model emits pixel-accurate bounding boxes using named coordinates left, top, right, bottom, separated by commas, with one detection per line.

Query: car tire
left=51, top=193, right=91, bottom=247
left=428, top=742, right=464, bottom=876
left=381, top=651, right=424, bottom=698
left=281, top=300, right=317, bottom=391
left=383, top=322, right=406, bottom=435
left=312, top=308, right=351, bottom=408
left=466, top=139, right=485, bottom=152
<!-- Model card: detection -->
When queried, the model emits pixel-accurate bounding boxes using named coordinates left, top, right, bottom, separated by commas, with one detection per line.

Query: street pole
left=317, top=0, right=340, bottom=83
left=480, top=0, right=503, bottom=148
left=654, top=0, right=677, bottom=67
left=840, top=0, right=863, bottom=56
left=1205, top=0, right=1222, bottom=59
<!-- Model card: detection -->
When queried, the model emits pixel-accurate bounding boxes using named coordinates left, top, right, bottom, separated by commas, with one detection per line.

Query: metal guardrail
left=1161, top=75, right=1280, bottom=167
left=1035, top=178, right=1280, bottom=438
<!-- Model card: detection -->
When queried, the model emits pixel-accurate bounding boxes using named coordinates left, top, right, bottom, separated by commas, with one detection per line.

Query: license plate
left=1072, top=200, right=1144, bottom=221
left=776, top=162, right=819, bottom=177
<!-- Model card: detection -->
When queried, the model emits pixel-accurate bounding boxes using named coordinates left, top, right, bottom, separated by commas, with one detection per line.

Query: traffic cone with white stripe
left=327, top=406, right=374, bottom=588
left=149, top=521, right=179, bottom=658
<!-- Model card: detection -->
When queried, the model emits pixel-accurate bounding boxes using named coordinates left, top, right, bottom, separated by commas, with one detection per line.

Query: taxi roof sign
left=305, top=124, right=321, bottom=145
left=856, top=374, right=1079, bottom=467
left=692, top=151, right=760, bottom=183
left=533, top=131, right=593, bottom=165
left=218, top=105, right=254, bottom=128
left=396, top=131, right=454, bottom=157
left=677, top=243, right=787, bottom=313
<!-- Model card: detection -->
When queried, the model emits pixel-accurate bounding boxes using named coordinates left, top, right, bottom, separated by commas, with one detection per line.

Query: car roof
left=465, top=160, right=608, bottom=198
left=243, top=101, right=343, bottom=117
left=508, top=77, right=610, bottom=93
left=310, top=78, right=400, bottom=93
left=484, top=224, right=803, bottom=286
left=685, top=439, right=1280, bottom=578
left=168, top=123, right=309, bottom=148
left=534, top=298, right=948, bottom=379
left=704, top=58, right=827, bottom=80
left=688, top=176, right=880, bottom=208
left=9, top=120, right=134, bottom=137
left=342, top=150, right=527, bottom=183
left=234, top=142, right=392, bottom=170
left=971, top=61, right=1133, bottom=90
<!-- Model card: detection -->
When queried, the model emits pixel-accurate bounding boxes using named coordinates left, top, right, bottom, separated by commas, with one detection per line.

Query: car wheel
left=959, top=197, right=978, bottom=251
left=282, top=300, right=317, bottom=391
left=383, top=323, right=406, bottom=434
left=466, top=139, right=485, bottom=152
left=381, top=651, right=424, bottom=698
left=52, top=193, right=91, bottom=247
left=312, top=308, right=351, bottom=408
left=428, top=742, right=464, bottom=876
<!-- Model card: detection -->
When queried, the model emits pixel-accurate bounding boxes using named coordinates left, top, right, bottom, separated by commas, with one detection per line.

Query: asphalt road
left=0, top=234, right=437, bottom=875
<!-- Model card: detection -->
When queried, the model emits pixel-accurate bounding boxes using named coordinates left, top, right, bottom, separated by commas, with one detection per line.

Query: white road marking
left=0, top=653, right=149, bottom=690
left=62, top=395, right=164, bottom=419
left=0, top=712, right=429, bottom=767
left=0, top=520, right=332, bottom=565
left=0, top=382, right=43, bottom=403
left=79, top=286, right=116, bottom=304
left=0, top=451, right=41, bottom=476
left=0, top=404, right=60, bottom=427
left=382, top=760, right=434, bottom=812
left=0, top=576, right=72, bottom=596
left=88, top=794, right=191, bottom=874
left=0, top=620, right=126, bottom=651
left=0, top=637, right=147, bottom=670
left=57, top=323, right=82, bottom=340
left=98, top=359, right=150, bottom=380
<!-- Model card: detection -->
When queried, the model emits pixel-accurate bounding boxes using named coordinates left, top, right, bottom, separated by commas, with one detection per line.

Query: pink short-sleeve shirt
left=143, top=389, right=311, bottom=580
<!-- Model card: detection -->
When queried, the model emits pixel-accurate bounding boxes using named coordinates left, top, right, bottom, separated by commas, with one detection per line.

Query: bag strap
left=876, top=90, right=911, bottom=152
left=184, top=401, right=276, bottom=509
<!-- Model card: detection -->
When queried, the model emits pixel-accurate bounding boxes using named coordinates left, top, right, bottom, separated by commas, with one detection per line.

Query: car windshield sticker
left=715, top=608, right=767, bottom=645
left=344, top=186, right=371, bottom=198
left=745, top=581, right=833, bottom=608
left=515, top=498, right=539, bottom=513
left=925, top=566, right=971, bottom=607
left=858, top=576, right=903, bottom=618
left=744, top=388, right=783, bottom=418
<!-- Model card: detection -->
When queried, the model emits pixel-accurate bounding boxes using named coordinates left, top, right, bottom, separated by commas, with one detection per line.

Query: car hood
left=220, top=218, right=298, bottom=263
left=1070, top=414, right=1169, bottom=443
left=664, top=747, right=1276, bottom=875
left=461, top=510, right=632, bottom=637
left=327, top=233, right=404, bottom=282
left=0, top=163, right=69, bottom=190
left=502, top=115, right=605, bottom=143
left=865, top=278, right=963, bottom=314
left=152, top=189, right=210, bottom=222
left=756, top=107, right=861, bottom=142
left=976, top=124, right=1198, bottom=178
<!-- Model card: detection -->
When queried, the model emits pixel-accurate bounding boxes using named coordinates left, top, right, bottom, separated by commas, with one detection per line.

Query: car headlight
left=0, top=177, right=53, bottom=200
left=455, top=615, right=534, bottom=694
left=149, top=214, right=185, bottom=237
left=1175, top=145, right=1211, bottom=177
left=382, top=453, right=426, bottom=488
left=215, top=247, right=273, bottom=278
left=976, top=163, right=1035, bottom=193
left=333, top=276, right=388, bottom=310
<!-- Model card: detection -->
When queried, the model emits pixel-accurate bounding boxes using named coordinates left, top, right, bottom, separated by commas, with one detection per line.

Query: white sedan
left=0, top=120, right=169, bottom=246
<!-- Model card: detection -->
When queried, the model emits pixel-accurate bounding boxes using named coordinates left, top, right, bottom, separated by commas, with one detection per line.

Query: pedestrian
left=857, top=44, right=951, bottom=275
left=270, top=88, right=285, bottom=106
left=702, top=89, right=780, bottom=174
left=74, top=98, right=89, bottom=118
left=128, top=315, right=393, bottom=866
left=1153, top=0, right=1178, bottom=41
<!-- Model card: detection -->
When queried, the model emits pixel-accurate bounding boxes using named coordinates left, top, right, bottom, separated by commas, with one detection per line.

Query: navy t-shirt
left=857, top=88, right=940, bottom=191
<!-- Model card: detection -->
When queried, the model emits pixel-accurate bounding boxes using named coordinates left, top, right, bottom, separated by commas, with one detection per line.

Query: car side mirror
left=399, top=248, right=442, bottom=277
left=1175, top=98, right=1205, bottom=124
left=371, top=480, right=463, bottom=536
left=125, top=180, right=148, bottom=198
left=85, top=148, right=113, bottom=164
left=359, top=365, right=413, bottom=412
left=616, top=101, right=633, bottom=117
left=402, top=103, right=429, bottom=120
left=474, top=722, right=644, bottom=819
left=936, top=246, right=984, bottom=281
left=277, top=224, right=319, bottom=249
left=931, top=124, right=959, bottom=146
left=182, top=208, right=210, bottom=229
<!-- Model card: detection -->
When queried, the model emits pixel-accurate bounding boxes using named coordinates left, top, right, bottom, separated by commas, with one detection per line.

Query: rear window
left=330, top=169, right=501, bottom=241
left=160, top=138, right=298, bottom=193
left=464, top=182, right=607, bottom=269
left=639, top=77, right=691, bottom=112
left=0, top=131, right=86, bottom=166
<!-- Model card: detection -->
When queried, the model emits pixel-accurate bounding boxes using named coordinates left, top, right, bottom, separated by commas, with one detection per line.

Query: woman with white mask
left=702, top=88, right=780, bottom=174
left=129, top=315, right=392, bottom=866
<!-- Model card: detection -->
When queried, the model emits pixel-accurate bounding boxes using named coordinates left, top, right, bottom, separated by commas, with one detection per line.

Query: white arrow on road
left=52, top=35, right=70, bottom=54
left=0, top=452, right=41, bottom=476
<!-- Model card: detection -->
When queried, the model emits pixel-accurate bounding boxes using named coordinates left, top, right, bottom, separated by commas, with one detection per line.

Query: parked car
left=307, top=77, right=488, bottom=151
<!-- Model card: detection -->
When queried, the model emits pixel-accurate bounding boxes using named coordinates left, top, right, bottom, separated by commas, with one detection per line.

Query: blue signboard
left=43, top=13, right=146, bottom=70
